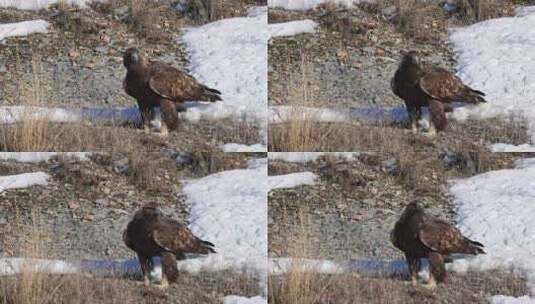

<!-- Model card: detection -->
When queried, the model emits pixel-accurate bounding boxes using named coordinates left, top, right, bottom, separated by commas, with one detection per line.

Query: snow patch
left=182, top=159, right=267, bottom=275
left=0, top=152, right=91, bottom=163
left=0, top=20, right=49, bottom=41
left=0, top=0, right=98, bottom=10
left=224, top=295, right=266, bottom=304
left=182, top=7, right=268, bottom=145
left=268, top=152, right=359, bottom=163
left=491, top=143, right=535, bottom=152
left=0, top=106, right=141, bottom=125
left=270, top=105, right=410, bottom=125
left=490, top=295, right=535, bottom=304
left=449, top=159, right=535, bottom=295
left=269, top=106, right=348, bottom=124
left=0, top=172, right=50, bottom=193
left=269, top=20, right=317, bottom=38
left=268, top=172, right=317, bottom=190
left=449, top=8, right=535, bottom=147
left=269, top=257, right=410, bottom=277
left=220, top=143, right=267, bottom=152
left=268, top=0, right=369, bottom=11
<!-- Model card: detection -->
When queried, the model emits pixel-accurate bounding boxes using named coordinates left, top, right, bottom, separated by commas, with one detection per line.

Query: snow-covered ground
left=224, top=295, right=266, bottom=304
left=268, top=152, right=360, bottom=163
left=0, top=152, right=91, bottom=163
left=181, top=7, right=268, bottom=151
left=268, top=171, right=317, bottom=190
left=449, top=6, right=535, bottom=150
left=0, top=172, right=49, bottom=193
left=491, top=143, right=535, bottom=153
left=0, top=0, right=97, bottom=10
left=269, top=105, right=411, bottom=126
left=181, top=158, right=267, bottom=275
left=0, top=19, right=48, bottom=41
left=0, top=105, right=140, bottom=125
left=268, top=0, right=369, bottom=11
left=449, top=158, right=535, bottom=300
left=269, top=19, right=317, bottom=38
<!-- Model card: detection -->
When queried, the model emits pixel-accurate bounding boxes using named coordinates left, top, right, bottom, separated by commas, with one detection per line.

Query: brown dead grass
left=269, top=270, right=528, bottom=304
left=268, top=115, right=530, bottom=153
left=457, top=0, right=515, bottom=23
left=0, top=116, right=260, bottom=152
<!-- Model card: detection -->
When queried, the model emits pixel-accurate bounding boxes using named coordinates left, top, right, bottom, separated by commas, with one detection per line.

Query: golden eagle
left=390, top=201, right=484, bottom=288
left=123, top=205, right=216, bottom=288
left=123, top=47, right=222, bottom=135
left=391, top=51, right=486, bottom=136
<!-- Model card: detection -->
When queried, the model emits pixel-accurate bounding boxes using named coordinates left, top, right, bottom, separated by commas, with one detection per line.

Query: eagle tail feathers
left=200, top=86, right=222, bottom=102
left=464, top=238, right=485, bottom=255
left=199, top=239, right=216, bottom=254
left=470, top=89, right=485, bottom=96
left=463, top=88, right=487, bottom=104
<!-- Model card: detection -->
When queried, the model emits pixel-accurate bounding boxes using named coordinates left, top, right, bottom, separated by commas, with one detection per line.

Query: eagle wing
left=122, top=228, right=133, bottom=250
left=418, top=218, right=484, bottom=255
left=152, top=219, right=215, bottom=254
left=419, top=67, right=467, bottom=102
left=391, top=75, right=400, bottom=97
left=419, top=67, right=486, bottom=104
left=148, top=62, right=221, bottom=102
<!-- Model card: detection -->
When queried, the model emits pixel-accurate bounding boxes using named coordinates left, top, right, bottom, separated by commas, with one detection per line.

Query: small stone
left=382, top=158, right=398, bottom=174
left=95, top=198, right=109, bottom=208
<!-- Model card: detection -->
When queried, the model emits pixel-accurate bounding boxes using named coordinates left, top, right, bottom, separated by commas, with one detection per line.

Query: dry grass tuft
left=123, top=150, right=178, bottom=194
left=457, top=0, right=513, bottom=23
left=124, top=0, right=163, bottom=37
left=0, top=55, right=61, bottom=151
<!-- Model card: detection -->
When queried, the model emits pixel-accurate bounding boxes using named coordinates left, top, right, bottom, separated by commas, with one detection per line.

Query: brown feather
left=122, top=205, right=216, bottom=286
left=123, top=47, right=222, bottom=132
left=391, top=201, right=484, bottom=285
left=392, top=51, right=487, bottom=133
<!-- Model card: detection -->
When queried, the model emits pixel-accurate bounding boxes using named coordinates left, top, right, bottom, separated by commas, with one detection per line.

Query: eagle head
left=402, top=200, right=423, bottom=218
left=401, top=50, right=420, bottom=68
left=123, top=47, right=142, bottom=68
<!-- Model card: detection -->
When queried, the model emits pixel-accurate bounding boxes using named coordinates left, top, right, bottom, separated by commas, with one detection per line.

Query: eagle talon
left=156, top=277, right=169, bottom=290
left=156, top=125, right=169, bottom=137
left=423, top=278, right=437, bottom=290
left=143, top=276, right=150, bottom=287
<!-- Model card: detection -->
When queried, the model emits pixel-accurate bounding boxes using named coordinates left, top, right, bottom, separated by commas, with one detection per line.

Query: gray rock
left=168, top=151, right=195, bottom=167
left=382, top=158, right=398, bottom=174
left=0, top=63, right=7, bottom=73
left=95, top=198, right=109, bottom=208
left=113, top=6, right=130, bottom=21
left=382, top=5, right=398, bottom=22
left=113, top=158, right=130, bottom=175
